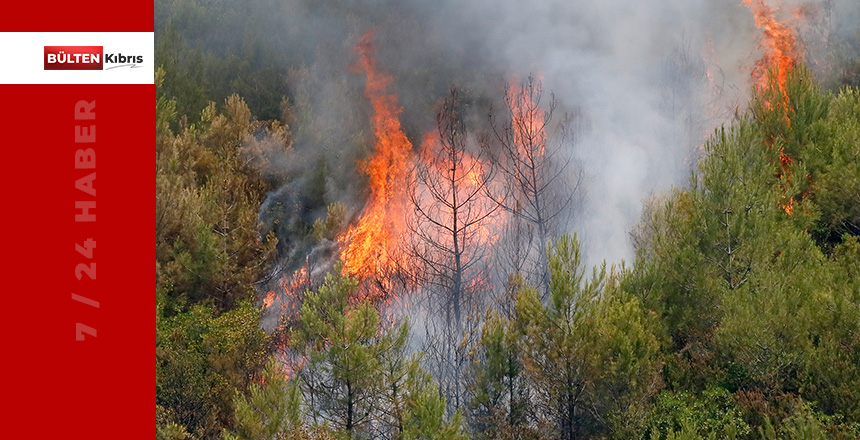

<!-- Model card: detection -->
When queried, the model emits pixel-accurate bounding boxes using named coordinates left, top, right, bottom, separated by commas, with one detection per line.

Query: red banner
left=2, top=1, right=152, bottom=438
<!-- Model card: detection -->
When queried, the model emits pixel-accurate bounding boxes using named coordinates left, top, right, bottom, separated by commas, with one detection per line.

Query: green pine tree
left=514, top=234, right=662, bottom=440
left=223, top=357, right=308, bottom=440
left=293, top=266, right=465, bottom=440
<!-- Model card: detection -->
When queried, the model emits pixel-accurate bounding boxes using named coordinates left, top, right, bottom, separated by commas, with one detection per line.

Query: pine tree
left=408, top=87, right=500, bottom=415
left=628, top=68, right=860, bottom=435
left=223, top=358, right=308, bottom=440
left=293, top=266, right=465, bottom=439
left=156, top=77, right=287, bottom=439
left=514, top=234, right=662, bottom=439
left=486, top=77, right=580, bottom=298
left=469, top=302, right=537, bottom=440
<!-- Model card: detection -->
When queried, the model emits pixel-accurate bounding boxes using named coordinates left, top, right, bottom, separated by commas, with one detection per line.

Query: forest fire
left=416, top=131, right=503, bottom=251
left=508, top=78, right=547, bottom=157
left=744, top=0, right=803, bottom=215
left=262, top=262, right=310, bottom=315
left=743, top=0, right=803, bottom=103
left=156, top=2, right=860, bottom=438
left=780, top=150, right=795, bottom=215
left=337, top=31, right=415, bottom=284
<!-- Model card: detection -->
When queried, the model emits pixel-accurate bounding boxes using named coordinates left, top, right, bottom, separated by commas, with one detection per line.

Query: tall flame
left=743, top=0, right=803, bottom=102
left=744, top=0, right=803, bottom=215
left=338, top=32, right=414, bottom=281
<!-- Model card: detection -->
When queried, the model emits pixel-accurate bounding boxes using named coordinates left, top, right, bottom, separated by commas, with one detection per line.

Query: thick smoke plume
left=247, top=0, right=858, bottom=284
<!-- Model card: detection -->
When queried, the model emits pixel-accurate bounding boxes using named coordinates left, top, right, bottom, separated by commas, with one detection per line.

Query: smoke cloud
left=232, top=0, right=859, bottom=270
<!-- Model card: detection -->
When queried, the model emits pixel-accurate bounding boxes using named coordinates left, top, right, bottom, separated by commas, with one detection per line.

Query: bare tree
left=408, top=88, right=501, bottom=414
left=486, top=76, right=581, bottom=299
left=658, top=35, right=737, bottom=175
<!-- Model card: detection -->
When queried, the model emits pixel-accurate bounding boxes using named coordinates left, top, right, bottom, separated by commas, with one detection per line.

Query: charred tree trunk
left=408, top=87, right=500, bottom=415
left=486, top=76, right=581, bottom=300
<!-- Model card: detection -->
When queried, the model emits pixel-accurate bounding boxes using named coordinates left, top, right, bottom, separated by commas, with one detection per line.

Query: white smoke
left=216, top=0, right=858, bottom=269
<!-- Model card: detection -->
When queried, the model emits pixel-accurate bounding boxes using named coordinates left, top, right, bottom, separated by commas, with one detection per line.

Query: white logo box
left=0, top=32, right=153, bottom=84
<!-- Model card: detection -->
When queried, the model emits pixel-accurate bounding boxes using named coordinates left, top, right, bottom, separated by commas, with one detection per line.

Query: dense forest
left=156, top=1, right=860, bottom=439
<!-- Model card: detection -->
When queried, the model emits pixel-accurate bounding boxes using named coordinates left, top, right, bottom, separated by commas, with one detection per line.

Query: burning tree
left=337, top=31, right=415, bottom=300
left=743, top=0, right=808, bottom=217
left=408, top=88, right=502, bottom=414
left=744, top=0, right=803, bottom=104
left=487, top=77, right=581, bottom=299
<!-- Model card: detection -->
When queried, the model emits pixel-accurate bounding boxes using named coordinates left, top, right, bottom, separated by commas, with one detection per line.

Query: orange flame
left=262, top=290, right=276, bottom=309
left=417, top=133, right=503, bottom=250
left=743, top=0, right=803, bottom=102
left=779, top=150, right=795, bottom=215
left=743, top=0, right=803, bottom=215
left=508, top=78, right=547, bottom=157
left=263, top=263, right=310, bottom=315
left=338, top=31, right=414, bottom=283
